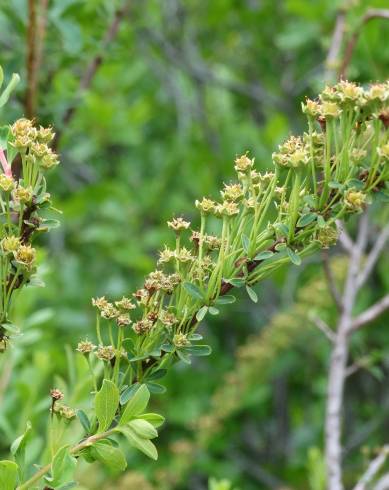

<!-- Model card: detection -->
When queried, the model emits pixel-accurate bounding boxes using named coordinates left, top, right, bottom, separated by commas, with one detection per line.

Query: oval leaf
left=119, top=384, right=150, bottom=425
left=95, top=379, right=119, bottom=432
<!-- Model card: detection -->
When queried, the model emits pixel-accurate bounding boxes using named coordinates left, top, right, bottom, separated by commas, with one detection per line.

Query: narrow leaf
left=76, top=410, right=91, bottom=434
left=286, top=247, right=302, bottom=265
left=215, top=295, right=236, bottom=305
left=146, top=382, right=167, bottom=394
left=246, top=285, right=258, bottom=303
left=183, top=282, right=204, bottom=300
left=183, top=345, right=212, bottom=356
left=242, top=234, right=250, bottom=253
left=254, top=250, right=274, bottom=260
left=196, top=305, right=208, bottom=321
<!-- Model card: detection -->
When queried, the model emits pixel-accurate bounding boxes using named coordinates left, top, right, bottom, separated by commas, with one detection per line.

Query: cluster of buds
left=14, top=244, right=36, bottom=269
left=173, top=333, right=190, bottom=348
left=317, top=225, right=338, bottom=249
left=344, top=189, right=367, bottom=212
left=0, top=174, right=14, bottom=192
left=53, top=403, right=76, bottom=420
left=272, top=136, right=310, bottom=168
left=10, top=118, right=58, bottom=170
left=234, top=153, right=254, bottom=174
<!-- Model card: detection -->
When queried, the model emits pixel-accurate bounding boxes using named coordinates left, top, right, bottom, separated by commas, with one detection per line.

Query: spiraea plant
left=1, top=80, right=389, bottom=489
left=0, top=68, right=59, bottom=353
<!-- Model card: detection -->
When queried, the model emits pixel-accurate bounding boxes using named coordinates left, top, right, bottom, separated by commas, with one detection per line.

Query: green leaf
left=146, top=382, right=167, bottom=394
left=161, top=343, right=174, bottom=353
left=183, top=345, right=212, bottom=356
left=128, top=419, right=158, bottom=439
left=147, top=369, right=167, bottom=381
left=0, top=126, right=8, bottom=150
left=116, top=426, right=158, bottom=460
left=254, top=250, right=274, bottom=260
left=187, top=333, right=203, bottom=341
left=0, top=460, right=18, bottom=490
left=10, top=421, right=31, bottom=480
left=196, top=305, right=208, bottom=321
left=215, top=295, right=236, bottom=305
left=246, top=285, right=258, bottom=303
left=119, top=384, right=150, bottom=425
left=208, top=306, right=219, bottom=315
left=0, top=73, right=20, bottom=108
left=120, top=383, right=140, bottom=405
left=328, top=180, right=343, bottom=189
left=137, top=413, right=165, bottom=428
left=90, top=440, right=127, bottom=472
left=76, top=410, right=90, bottom=433
left=95, top=379, right=119, bottom=432
left=177, top=349, right=191, bottom=364
left=275, top=223, right=289, bottom=237
left=10, top=421, right=31, bottom=456
left=286, top=247, right=302, bottom=265
left=317, top=215, right=326, bottom=228
left=225, top=277, right=245, bottom=288
left=1, top=322, right=20, bottom=335
left=40, top=218, right=61, bottom=231
left=0, top=66, right=3, bottom=89
left=45, top=445, right=77, bottom=488
left=183, top=282, right=204, bottom=300
left=241, top=234, right=250, bottom=253
left=297, top=213, right=317, bottom=227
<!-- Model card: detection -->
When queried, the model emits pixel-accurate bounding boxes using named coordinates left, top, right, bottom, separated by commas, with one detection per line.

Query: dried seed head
left=116, top=314, right=131, bottom=327
left=76, top=339, right=96, bottom=354
left=167, top=217, right=191, bottom=232
left=92, top=296, right=110, bottom=310
left=50, top=388, right=64, bottom=401
left=96, top=345, right=115, bottom=361
left=175, top=247, right=194, bottom=263
left=132, top=319, right=154, bottom=335
left=100, top=304, right=120, bottom=319
left=115, top=297, right=136, bottom=311
left=158, top=246, right=175, bottom=265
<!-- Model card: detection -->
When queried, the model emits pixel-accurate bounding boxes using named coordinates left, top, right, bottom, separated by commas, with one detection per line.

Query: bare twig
left=336, top=220, right=354, bottom=254
left=357, top=223, right=389, bottom=289
left=374, top=473, right=389, bottom=490
left=325, top=9, right=346, bottom=82
left=322, top=249, right=342, bottom=311
left=339, top=9, right=389, bottom=80
left=325, top=213, right=368, bottom=490
left=353, top=445, right=389, bottom=490
left=349, top=294, right=389, bottom=333
left=312, top=316, right=336, bottom=343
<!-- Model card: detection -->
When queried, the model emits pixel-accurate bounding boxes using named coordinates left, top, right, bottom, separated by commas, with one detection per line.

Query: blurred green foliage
left=0, top=0, right=388, bottom=488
